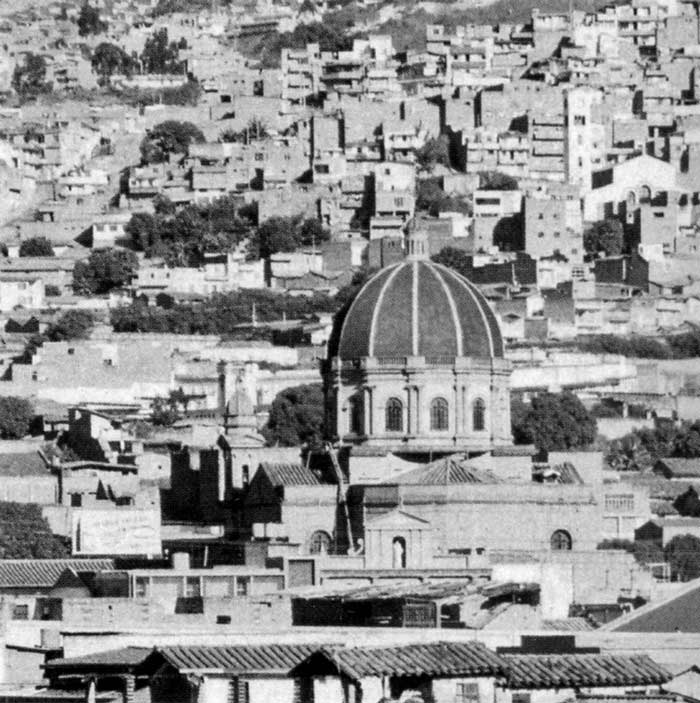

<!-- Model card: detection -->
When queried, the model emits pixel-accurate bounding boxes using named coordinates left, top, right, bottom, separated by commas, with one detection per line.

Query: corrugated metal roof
left=258, top=463, right=324, bottom=487
left=0, top=559, right=114, bottom=588
left=159, top=644, right=320, bottom=673
left=309, top=642, right=507, bottom=680
left=44, top=647, right=152, bottom=670
left=504, top=654, right=671, bottom=688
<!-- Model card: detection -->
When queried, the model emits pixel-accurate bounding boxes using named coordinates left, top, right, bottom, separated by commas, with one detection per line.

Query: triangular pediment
left=366, top=509, right=431, bottom=530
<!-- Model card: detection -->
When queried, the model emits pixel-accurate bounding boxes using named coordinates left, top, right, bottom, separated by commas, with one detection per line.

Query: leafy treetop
left=262, top=383, right=325, bottom=446
left=19, top=237, right=54, bottom=257
left=140, top=120, right=205, bottom=164
left=511, top=391, right=597, bottom=451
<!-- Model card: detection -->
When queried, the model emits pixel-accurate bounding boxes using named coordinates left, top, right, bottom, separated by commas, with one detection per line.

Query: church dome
left=335, top=260, right=504, bottom=360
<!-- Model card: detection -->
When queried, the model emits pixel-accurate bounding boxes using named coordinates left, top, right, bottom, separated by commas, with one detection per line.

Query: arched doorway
left=550, top=529, right=572, bottom=551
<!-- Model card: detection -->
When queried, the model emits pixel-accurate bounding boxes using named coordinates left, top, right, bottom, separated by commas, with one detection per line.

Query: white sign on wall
left=72, top=508, right=162, bottom=556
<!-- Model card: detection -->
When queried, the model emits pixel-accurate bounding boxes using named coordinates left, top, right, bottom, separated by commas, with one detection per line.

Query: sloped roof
left=0, top=559, right=114, bottom=588
left=656, top=458, right=700, bottom=478
left=388, top=455, right=501, bottom=485
left=541, top=618, right=596, bottom=632
left=258, top=463, right=324, bottom=487
left=504, top=654, right=671, bottom=688
left=158, top=644, right=320, bottom=674
left=295, top=642, right=506, bottom=681
left=44, top=647, right=152, bottom=672
left=0, top=452, right=49, bottom=477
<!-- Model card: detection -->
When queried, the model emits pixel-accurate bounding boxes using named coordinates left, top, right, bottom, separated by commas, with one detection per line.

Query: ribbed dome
left=335, top=260, right=504, bottom=360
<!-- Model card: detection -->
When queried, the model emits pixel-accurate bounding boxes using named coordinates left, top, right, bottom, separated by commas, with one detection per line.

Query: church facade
left=243, top=231, right=611, bottom=565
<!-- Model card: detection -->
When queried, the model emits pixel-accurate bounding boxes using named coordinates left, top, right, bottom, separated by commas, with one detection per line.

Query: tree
left=19, top=237, right=54, bottom=257
left=77, top=2, right=106, bottom=35
left=605, top=433, right=653, bottom=472
left=416, top=178, right=471, bottom=217
left=415, top=136, right=450, bottom=171
left=431, top=247, right=472, bottom=278
left=12, top=53, right=48, bottom=96
left=263, top=384, right=325, bottom=446
left=674, top=487, right=700, bottom=517
left=256, top=216, right=303, bottom=258
left=141, top=28, right=183, bottom=74
left=0, top=502, right=68, bottom=558
left=0, top=397, right=34, bottom=439
left=674, top=420, right=700, bottom=458
left=46, top=310, right=95, bottom=341
left=74, top=249, right=138, bottom=295
left=511, top=391, right=597, bottom=452
left=665, top=534, right=700, bottom=581
left=479, top=171, right=518, bottom=190
left=151, top=396, right=180, bottom=426
left=140, top=120, right=205, bottom=164
left=298, top=218, right=330, bottom=247
left=584, top=218, right=624, bottom=258
left=92, top=42, right=134, bottom=79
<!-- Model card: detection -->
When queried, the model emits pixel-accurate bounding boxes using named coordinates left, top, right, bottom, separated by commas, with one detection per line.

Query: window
left=551, top=529, right=572, bottom=551
left=242, top=464, right=250, bottom=488
left=512, top=694, right=531, bottom=703
left=472, top=398, right=486, bottom=432
left=70, top=493, right=82, bottom=507
left=574, top=115, right=586, bottom=125
left=538, top=231, right=544, bottom=238
left=185, top=577, right=201, bottom=597
left=349, top=394, right=363, bottom=434
left=12, top=604, right=29, bottom=620
left=134, top=577, right=149, bottom=598
left=235, top=577, right=249, bottom=596
left=430, top=398, right=449, bottom=431
left=385, top=397, right=403, bottom=432
left=456, top=683, right=480, bottom=703
left=309, top=530, right=332, bottom=555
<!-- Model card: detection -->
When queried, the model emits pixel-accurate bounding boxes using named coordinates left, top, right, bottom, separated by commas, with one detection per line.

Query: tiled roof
left=553, top=463, right=584, bottom=485
left=504, top=654, right=671, bottom=688
left=656, top=458, right=700, bottom=478
left=300, top=642, right=506, bottom=680
left=44, top=647, right=152, bottom=671
left=0, top=452, right=49, bottom=477
left=541, top=618, right=596, bottom=632
left=258, top=462, right=324, bottom=486
left=159, top=644, right=320, bottom=673
left=0, top=559, right=114, bottom=588
left=389, top=455, right=501, bottom=485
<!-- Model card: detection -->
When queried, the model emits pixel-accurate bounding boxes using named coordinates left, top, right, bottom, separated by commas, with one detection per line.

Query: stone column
left=122, top=675, right=136, bottom=703
left=414, top=385, right=422, bottom=434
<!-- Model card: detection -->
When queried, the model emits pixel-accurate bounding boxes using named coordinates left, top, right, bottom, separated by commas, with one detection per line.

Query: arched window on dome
left=309, top=530, right=332, bottom=555
left=550, top=529, right=572, bottom=551
left=430, top=397, right=449, bottom=431
left=472, top=398, right=486, bottom=432
left=385, top=398, right=403, bottom=433
left=348, top=394, right=363, bottom=435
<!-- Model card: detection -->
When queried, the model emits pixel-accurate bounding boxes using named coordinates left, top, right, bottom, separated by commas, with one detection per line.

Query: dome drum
left=326, top=256, right=513, bottom=452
